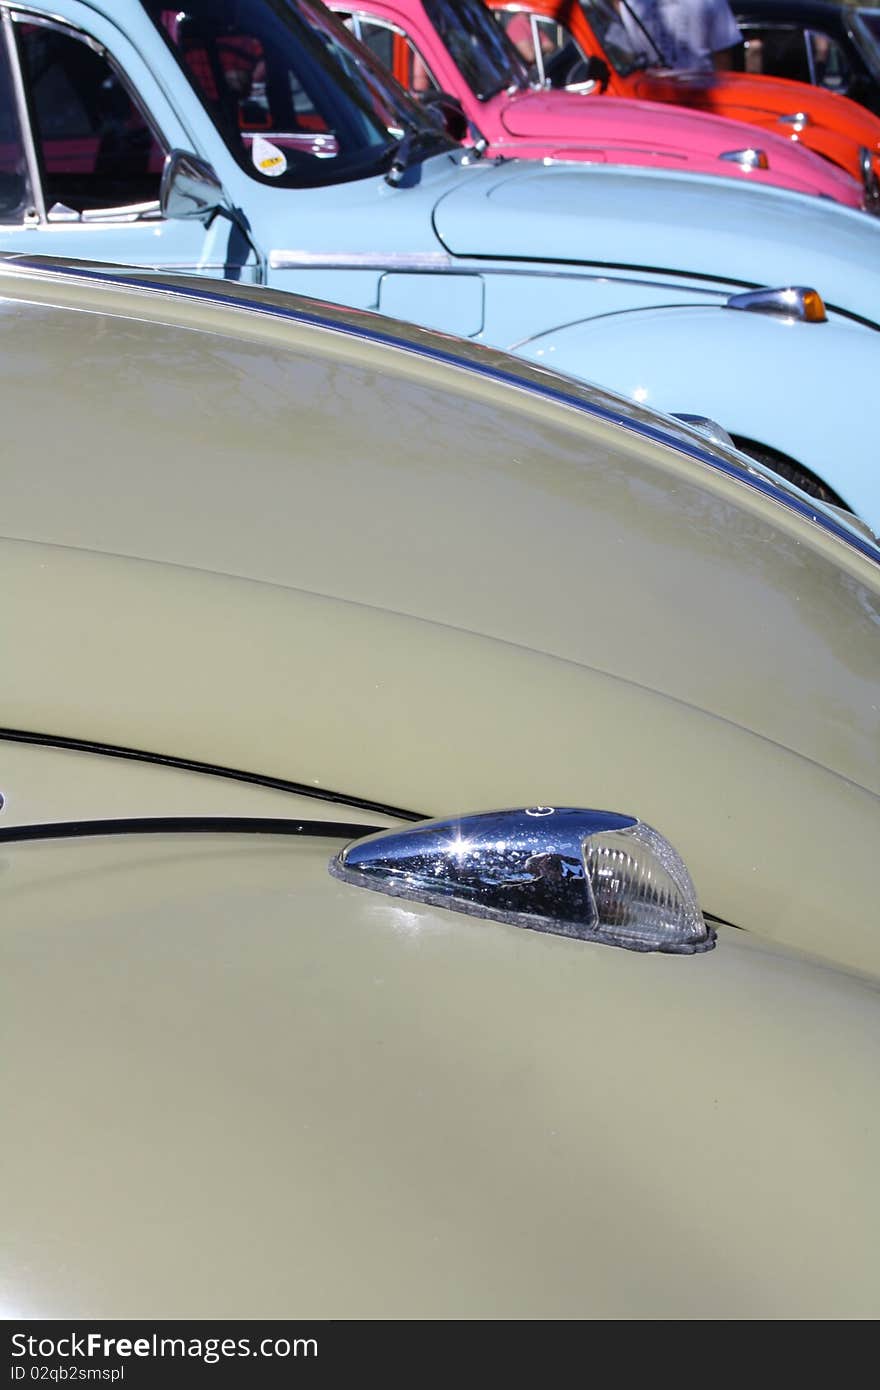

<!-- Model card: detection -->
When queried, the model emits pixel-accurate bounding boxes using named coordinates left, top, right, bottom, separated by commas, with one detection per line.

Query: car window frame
left=0, top=7, right=39, bottom=222
left=738, top=19, right=812, bottom=83
left=8, top=6, right=175, bottom=222
left=6, top=5, right=171, bottom=225
left=345, top=11, right=441, bottom=94
left=804, top=23, right=853, bottom=92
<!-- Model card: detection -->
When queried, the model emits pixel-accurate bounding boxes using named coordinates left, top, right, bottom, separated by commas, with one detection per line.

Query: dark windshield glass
left=578, top=0, right=659, bottom=72
left=141, top=0, right=449, bottom=186
left=423, top=0, right=529, bottom=98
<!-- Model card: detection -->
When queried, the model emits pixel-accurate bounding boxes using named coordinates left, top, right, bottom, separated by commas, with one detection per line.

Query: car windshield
left=423, top=0, right=530, bottom=98
left=141, top=0, right=451, bottom=186
left=578, top=0, right=664, bottom=72
left=852, top=10, right=880, bottom=82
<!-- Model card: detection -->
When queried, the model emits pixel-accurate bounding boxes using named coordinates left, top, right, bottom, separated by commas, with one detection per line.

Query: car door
left=0, top=4, right=259, bottom=279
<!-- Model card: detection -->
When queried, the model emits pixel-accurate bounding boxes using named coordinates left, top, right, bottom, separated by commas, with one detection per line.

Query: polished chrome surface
left=3, top=8, right=44, bottom=224
left=46, top=202, right=80, bottom=223
left=80, top=200, right=162, bottom=224
left=160, top=150, right=227, bottom=224
left=725, top=285, right=828, bottom=323
left=778, top=111, right=811, bottom=129
left=10, top=9, right=104, bottom=55
left=719, top=148, right=769, bottom=170
left=859, top=144, right=880, bottom=207
left=331, top=807, right=714, bottom=953
left=672, top=413, right=737, bottom=450
left=268, top=249, right=454, bottom=271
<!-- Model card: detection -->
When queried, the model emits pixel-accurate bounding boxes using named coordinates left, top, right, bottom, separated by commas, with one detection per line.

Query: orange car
left=489, top=0, right=880, bottom=196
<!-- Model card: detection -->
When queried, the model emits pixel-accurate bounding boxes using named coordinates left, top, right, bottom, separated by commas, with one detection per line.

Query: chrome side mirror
left=160, top=150, right=228, bottom=224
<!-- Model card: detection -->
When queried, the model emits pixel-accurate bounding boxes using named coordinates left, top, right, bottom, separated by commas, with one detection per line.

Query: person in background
left=624, top=0, right=742, bottom=71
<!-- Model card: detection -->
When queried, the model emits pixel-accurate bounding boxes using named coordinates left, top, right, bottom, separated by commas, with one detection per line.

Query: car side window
left=0, top=25, right=32, bottom=221
left=495, top=11, right=585, bottom=86
left=12, top=18, right=167, bottom=216
left=806, top=28, right=851, bottom=93
left=534, top=17, right=590, bottom=85
left=496, top=10, right=541, bottom=70
left=345, top=14, right=439, bottom=95
left=736, top=24, right=811, bottom=84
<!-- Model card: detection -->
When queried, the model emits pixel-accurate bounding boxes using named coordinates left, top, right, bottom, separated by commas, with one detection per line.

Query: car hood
left=500, top=84, right=840, bottom=164
left=1, top=261, right=878, bottom=979
left=496, top=88, right=861, bottom=199
left=432, top=160, right=880, bottom=321
left=4, top=829, right=880, bottom=1319
left=636, top=66, right=880, bottom=147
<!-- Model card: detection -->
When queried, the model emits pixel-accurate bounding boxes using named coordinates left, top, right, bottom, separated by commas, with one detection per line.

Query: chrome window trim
left=531, top=13, right=546, bottom=84
left=7, top=258, right=879, bottom=568
left=347, top=12, right=409, bottom=41
left=2, top=7, right=44, bottom=222
left=341, top=9, right=441, bottom=93
left=805, top=27, right=817, bottom=84
left=805, top=25, right=851, bottom=91
left=9, top=8, right=103, bottom=53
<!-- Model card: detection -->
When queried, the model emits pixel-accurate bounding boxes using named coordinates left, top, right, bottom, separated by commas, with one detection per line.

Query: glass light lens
left=583, top=822, right=709, bottom=952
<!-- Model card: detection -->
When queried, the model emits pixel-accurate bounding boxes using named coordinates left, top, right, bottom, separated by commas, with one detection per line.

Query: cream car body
left=1, top=261, right=878, bottom=1319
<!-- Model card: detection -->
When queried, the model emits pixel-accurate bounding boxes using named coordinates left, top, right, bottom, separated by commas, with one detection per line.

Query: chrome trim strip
left=9, top=7, right=103, bottom=53
left=269, top=252, right=730, bottom=296
left=859, top=145, right=880, bottom=208
left=778, top=110, right=811, bottom=129
left=3, top=7, right=45, bottom=223
left=269, top=249, right=454, bottom=271
left=672, top=413, right=737, bottom=450
left=6, top=258, right=878, bottom=568
left=719, top=148, right=768, bottom=169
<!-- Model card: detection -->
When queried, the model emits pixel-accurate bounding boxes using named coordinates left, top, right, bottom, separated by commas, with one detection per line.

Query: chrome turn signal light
left=719, top=147, right=769, bottom=170
left=725, top=286, right=827, bottom=323
left=331, top=807, right=714, bottom=954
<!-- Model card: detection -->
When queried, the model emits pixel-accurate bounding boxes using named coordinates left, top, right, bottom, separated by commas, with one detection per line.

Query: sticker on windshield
left=251, top=136, right=287, bottom=178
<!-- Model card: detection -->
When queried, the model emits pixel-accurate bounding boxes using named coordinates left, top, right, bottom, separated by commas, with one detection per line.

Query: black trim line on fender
left=8, top=259, right=879, bottom=568
left=1, top=813, right=739, bottom=932
left=0, top=728, right=427, bottom=822
left=0, top=816, right=382, bottom=844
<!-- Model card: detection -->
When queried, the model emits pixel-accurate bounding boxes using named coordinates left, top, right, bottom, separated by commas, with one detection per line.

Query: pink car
left=333, top=0, right=865, bottom=206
